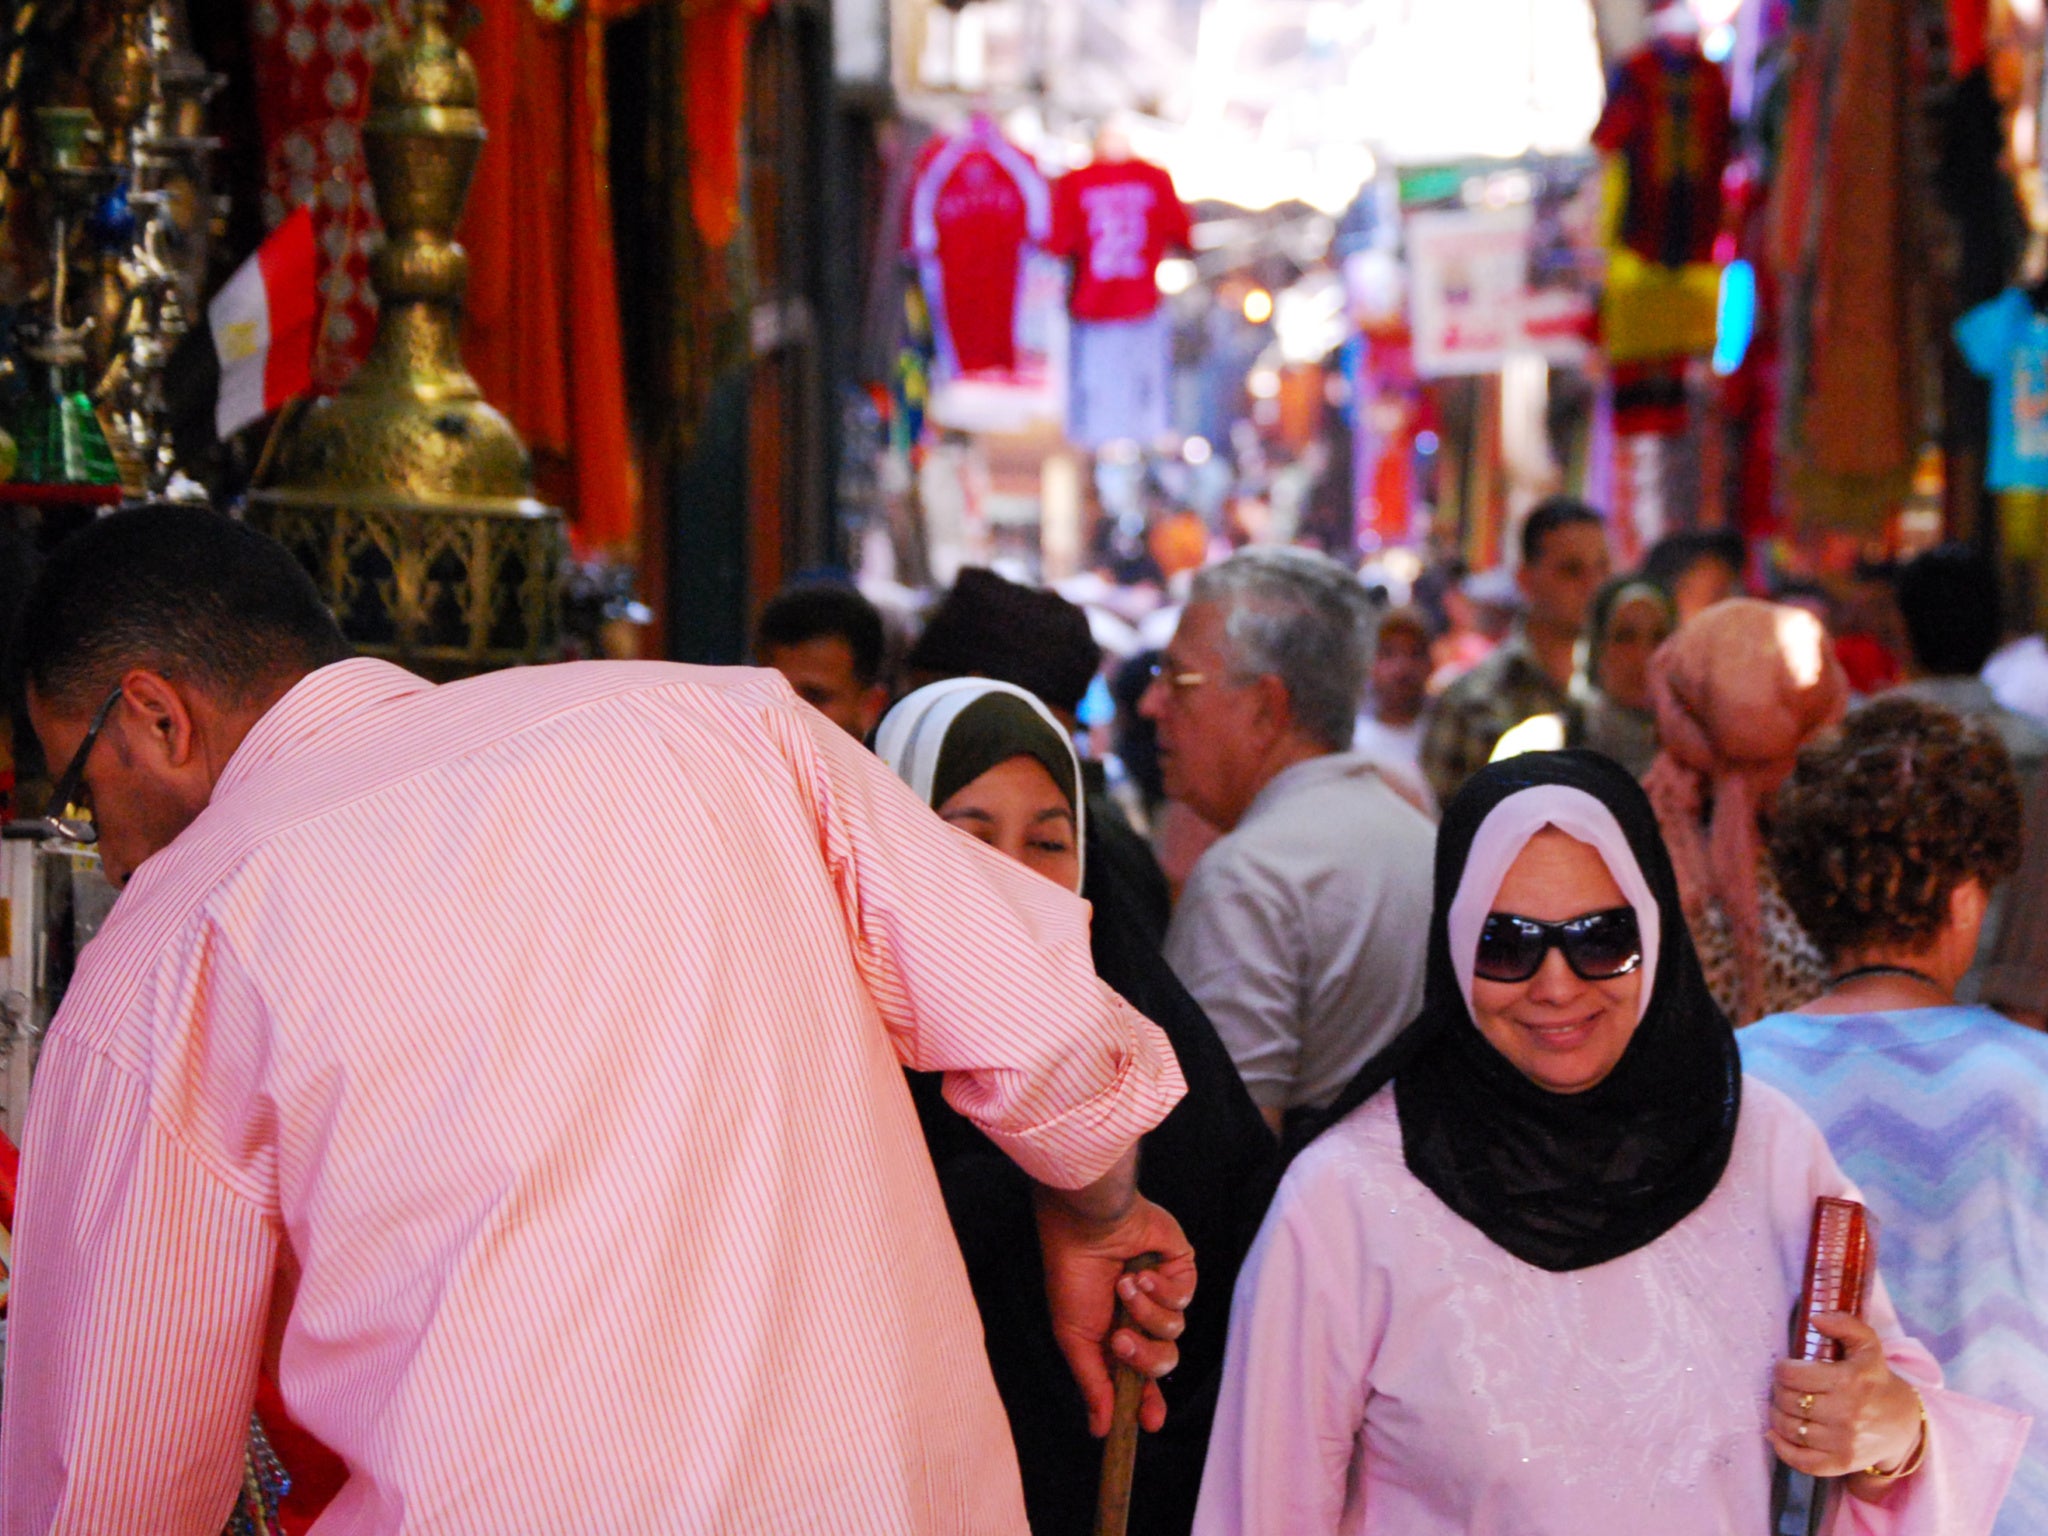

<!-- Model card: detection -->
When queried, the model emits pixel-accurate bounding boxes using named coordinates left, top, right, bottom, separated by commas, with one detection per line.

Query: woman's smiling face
left=1470, top=828, right=1645, bottom=1094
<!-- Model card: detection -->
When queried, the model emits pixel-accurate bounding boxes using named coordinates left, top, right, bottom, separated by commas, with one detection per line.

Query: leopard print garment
left=1691, top=870, right=1827, bottom=1027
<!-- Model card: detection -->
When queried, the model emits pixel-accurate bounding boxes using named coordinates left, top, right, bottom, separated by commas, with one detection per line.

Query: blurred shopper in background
left=1352, top=605, right=1436, bottom=816
left=1426, top=565, right=1518, bottom=691
left=1644, top=598, right=1848, bottom=1025
left=1833, top=562, right=1909, bottom=696
left=1145, top=548, right=1434, bottom=1142
left=878, top=679, right=1275, bottom=1536
left=1575, top=578, right=1674, bottom=776
left=1641, top=528, right=1746, bottom=624
left=1890, top=545, right=2048, bottom=783
left=1422, top=496, right=1611, bottom=805
left=1492, top=577, right=1673, bottom=778
left=1745, top=696, right=2048, bottom=1535
left=1887, top=544, right=2048, bottom=999
left=753, top=580, right=892, bottom=740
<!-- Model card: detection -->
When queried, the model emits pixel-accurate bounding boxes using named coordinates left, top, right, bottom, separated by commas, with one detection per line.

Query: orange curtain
left=460, top=6, right=637, bottom=556
left=681, top=0, right=771, bottom=250
left=593, top=0, right=769, bottom=252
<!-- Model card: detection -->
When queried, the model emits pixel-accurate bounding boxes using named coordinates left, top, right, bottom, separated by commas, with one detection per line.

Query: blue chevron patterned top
left=1742, top=1007, right=2048, bottom=1535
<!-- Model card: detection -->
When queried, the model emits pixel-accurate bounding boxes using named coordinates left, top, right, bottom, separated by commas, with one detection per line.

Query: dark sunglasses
left=37, top=683, right=124, bottom=846
left=1475, top=906, right=1643, bottom=984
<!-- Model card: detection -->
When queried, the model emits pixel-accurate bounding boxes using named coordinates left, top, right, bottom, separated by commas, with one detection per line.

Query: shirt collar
left=1899, top=674, right=1998, bottom=713
left=214, top=657, right=433, bottom=802
left=1240, top=749, right=1380, bottom=825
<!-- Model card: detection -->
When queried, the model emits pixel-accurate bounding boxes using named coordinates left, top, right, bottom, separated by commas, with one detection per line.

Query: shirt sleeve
left=1763, top=1086, right=2031, bottom=1536
left=1590, top=59, right=1641, bottom=155
left=1419, top=681, right=1491, bottom=815
left=0, top=1040, right=278, bottom=1535
left=776, top=691, right=1185, bottom=1189
left=1954, top=291, right=2019, bottom=378
left=1164, top=850, right=1303, bottom=1113
left=1191, top=1149, right=1381, bottom=1535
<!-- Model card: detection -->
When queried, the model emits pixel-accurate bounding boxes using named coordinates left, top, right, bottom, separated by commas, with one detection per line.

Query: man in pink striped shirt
left=2, top=507, right=1193, bottom=1534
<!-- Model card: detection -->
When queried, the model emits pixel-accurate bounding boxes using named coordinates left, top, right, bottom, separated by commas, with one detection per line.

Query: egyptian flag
left=164, top=207, right=318, bottom=477
left=206, top=205, right=318, bottom=439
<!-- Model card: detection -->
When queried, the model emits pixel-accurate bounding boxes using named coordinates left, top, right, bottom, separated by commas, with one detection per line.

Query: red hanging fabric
left=678, top=0, right=772, bottom=251
left=461, top=6, right=639, bottom=555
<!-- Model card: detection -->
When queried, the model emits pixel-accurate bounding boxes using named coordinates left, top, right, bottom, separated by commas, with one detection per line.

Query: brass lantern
left=246, top=0, right=563, bottom=678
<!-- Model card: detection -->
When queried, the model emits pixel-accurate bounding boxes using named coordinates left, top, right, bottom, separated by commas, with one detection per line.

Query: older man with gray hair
left=1141, top=548, right=1434, bottom=1139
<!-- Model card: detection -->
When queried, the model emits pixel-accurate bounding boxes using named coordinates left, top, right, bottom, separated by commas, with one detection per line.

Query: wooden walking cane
left=1093, top=1252, right=1162, bottom=1536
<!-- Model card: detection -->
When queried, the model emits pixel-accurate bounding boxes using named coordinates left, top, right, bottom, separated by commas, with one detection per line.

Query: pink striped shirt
left=0, top=658, right=1185, bottom=1534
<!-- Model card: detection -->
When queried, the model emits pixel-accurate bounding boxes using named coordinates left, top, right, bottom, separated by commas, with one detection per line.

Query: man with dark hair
left=1892, top=544, right=2046, bottom=776
left=1421, top=495, right=1611, bottom=805
left=18, top=503, right=354, bottom=888
left=1642, top=527, right=1746, bottom=624
left=753, top=580, right=890, bottom=739
left=4, top=507, right=1196, bottom=1532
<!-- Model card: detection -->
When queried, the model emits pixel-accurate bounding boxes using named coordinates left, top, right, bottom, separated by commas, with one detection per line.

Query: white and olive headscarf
left=874, top=678, right=1087, bottom=885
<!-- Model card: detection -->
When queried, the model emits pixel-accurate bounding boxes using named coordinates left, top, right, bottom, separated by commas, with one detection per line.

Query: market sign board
left=1405, top=204, right=1594, bottom=378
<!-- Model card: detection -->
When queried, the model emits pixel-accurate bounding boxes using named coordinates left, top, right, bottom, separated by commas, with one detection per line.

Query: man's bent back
left=3, top=658, right=1180, bottom=1533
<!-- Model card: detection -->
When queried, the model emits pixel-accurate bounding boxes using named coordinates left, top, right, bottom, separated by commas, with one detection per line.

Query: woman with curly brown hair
left=1743, top=695, right=2048, bottom=1535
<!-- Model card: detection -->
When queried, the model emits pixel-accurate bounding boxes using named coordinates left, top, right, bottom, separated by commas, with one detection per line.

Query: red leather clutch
left=1791, top=1196, right=1874, bottom=1362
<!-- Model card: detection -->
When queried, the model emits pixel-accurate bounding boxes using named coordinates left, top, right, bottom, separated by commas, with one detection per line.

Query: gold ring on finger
left=1798, top=1392, right=1815, bottom=1417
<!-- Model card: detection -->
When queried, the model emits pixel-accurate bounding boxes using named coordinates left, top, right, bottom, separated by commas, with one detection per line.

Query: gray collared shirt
left=1163, top=752, right=1435, bottom=1115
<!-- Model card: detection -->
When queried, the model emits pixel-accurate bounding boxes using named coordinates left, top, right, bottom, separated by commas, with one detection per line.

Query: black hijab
left=1310, top=750, right=1741, bottom=1272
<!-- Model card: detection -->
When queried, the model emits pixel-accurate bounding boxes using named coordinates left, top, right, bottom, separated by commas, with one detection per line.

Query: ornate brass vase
left=246, top=0, right=563, bottom=678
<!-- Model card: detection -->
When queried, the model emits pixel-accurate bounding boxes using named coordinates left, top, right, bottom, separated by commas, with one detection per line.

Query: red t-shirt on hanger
left=1049, top=158, right=1192, bottom=323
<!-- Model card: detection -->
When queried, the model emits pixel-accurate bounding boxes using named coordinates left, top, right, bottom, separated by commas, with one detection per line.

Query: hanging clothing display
left=904, top=116, right=1051, bottom=378
left=1067, top=310, right=1171, bottom=448
left=462, top=6, right=637, bottom=554
left=1049, top=154, right=1189, bottom=447
left=1048, top=156, right=1191, bottom=323
left=1768, top=0, right=1920, bottom=530
left=1955, top=288, right=2048, bottom=492
left=1591, top=40, right=1731, bottom=270
left=1591, top=36, right=1730, bottom=381
left=245, top=0, right=384, bottom=391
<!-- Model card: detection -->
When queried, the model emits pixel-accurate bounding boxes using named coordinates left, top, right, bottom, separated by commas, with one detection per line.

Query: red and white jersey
left=906, top=119, right=1051, bottom=376
left=1049, top=158, right=1192, bottom=323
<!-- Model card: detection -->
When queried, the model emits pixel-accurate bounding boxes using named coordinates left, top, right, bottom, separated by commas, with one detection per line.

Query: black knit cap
left=905, top=568, right=1102, bottom=717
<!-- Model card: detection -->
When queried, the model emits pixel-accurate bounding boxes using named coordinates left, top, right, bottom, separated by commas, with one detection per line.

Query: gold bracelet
left=1863, top=1389, right=1928, bottom=1481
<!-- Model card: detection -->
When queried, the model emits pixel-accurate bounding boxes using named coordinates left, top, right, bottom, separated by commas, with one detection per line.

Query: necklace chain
left=1826, top=962, right=1945, bottom=993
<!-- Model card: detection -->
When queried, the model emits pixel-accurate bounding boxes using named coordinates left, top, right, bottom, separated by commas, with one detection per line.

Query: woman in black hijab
left=1192, top=752, right=2021, bottom=1536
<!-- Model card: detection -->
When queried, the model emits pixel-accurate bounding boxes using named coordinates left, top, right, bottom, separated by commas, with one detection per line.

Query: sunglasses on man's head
left=1474, top=907, right=1643, bottom=984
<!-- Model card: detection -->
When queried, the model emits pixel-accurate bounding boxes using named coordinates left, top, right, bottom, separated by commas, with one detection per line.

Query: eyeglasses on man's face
left=38, top=684, right=125, bottom=846
left=1146, top=659, right=1210, bottom=695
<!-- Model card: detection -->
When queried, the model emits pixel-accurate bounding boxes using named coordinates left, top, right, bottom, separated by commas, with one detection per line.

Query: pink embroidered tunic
left=0, top=658, right=1185, bottom=1535
left=1194, top=1079, right=2026, bottom=1536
